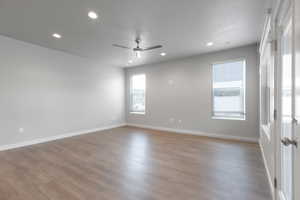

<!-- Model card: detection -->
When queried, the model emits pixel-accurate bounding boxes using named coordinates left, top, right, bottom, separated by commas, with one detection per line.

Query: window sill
left=212, top=116, right=246, bottom=121
left=130, top=112, right=145, bottom=115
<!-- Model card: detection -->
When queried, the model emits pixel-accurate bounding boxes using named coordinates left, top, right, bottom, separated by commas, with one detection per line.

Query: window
left=261, top=48, right=273, bottom=126
left=260, top=30, right=274, bottom=130
left=130, top=74, right=146, bottom=114
left=212, top=60, right=246, bottom=120
left=259, top=15, right=274, bottom=140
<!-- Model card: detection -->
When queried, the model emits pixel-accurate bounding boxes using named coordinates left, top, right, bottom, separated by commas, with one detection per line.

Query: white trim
left=278, top=191, right=287, bottom=200
left=0, top=123, right=258, bottom=151
left=129, top=73, right=146, bottom=114
left=259, top=139, right=275, bottom=200
left=261, top=124, right=272, bottom=141
left=260, top=11, right=272, bottom=54
left=129, top=112, right=146, bottom=115
left=127, top=123, right=258, bottom=143
left=212, top=116, right=246, bottom=121
left=211, top=59, right=247, bottom=121
left=0, top=123, right=126, bottom=151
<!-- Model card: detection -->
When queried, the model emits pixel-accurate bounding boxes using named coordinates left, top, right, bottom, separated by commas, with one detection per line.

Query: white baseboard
left=126, top=123, right=258, bottom=143
left=0, top=123, right=126, bottom=151
left=259, top=139, right=275, bottom=200
left=0, top=123, right=258, bottom=151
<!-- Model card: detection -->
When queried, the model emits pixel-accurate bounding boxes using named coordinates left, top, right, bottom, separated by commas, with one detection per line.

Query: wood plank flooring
left=0, top=126, right=271, bottom=200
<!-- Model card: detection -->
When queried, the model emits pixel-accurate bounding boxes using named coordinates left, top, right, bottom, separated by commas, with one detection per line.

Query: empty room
left=0, top=0, right=299, bottom=199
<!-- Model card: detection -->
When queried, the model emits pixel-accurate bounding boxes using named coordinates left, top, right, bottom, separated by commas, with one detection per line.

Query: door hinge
left=267, top=8, right=272, bottom=15
left=272, top=40, right=278, bottom=52
left=274, top=178, right=277, bottom=189
left=292, top=118, right=298, bottom=125
left=274, top=109, right=277, bottom=120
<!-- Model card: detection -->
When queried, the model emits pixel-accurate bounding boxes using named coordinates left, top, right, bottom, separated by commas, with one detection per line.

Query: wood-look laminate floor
left=0, top=126, right=271, bottom=200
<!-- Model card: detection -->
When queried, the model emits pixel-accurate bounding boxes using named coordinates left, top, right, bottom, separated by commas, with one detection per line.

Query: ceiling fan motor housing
left=134, top=38, right=142, bottom=51
left=133, top=48, right=143, bottom=51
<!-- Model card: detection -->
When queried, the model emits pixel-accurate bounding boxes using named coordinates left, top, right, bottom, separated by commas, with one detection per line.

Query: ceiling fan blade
left=142, top=45, right=163, bottom=51
left=112, top=44, right=131, bottom=49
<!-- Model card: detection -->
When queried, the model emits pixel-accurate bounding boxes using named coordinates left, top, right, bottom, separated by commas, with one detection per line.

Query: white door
left=278, top=8, right=294, bottom=200
left=294, top=0, right=300, bottom=199
left=277, top=1, right=300, bottom=199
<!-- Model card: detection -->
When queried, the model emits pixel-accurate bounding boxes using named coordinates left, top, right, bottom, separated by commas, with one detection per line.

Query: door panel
left=294, top=0, right=300, bottom=199
left=279, top=15, right=293, bottom=200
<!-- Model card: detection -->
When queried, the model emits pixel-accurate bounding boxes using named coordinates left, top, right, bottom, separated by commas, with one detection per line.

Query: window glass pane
left=213, top=60, right=245, bottom=119
left=130, top=74, right=145, bottom=113
left=260, top=42, right=273, bottom=126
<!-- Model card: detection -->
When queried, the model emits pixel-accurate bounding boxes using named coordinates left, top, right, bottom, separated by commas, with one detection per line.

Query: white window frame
left=129, top=74, right=146, bottom=115
left=211, top=58, right=246, bottom=120
left=259, top=13, right=274, bottom=141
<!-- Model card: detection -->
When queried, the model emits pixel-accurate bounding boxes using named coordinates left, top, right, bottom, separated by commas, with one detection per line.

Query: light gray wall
left=126, top=44, right=259, bottom=140
left=0, top=35, right=125, bottom=146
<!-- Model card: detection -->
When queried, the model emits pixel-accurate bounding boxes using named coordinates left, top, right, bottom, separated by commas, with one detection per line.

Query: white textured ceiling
left=0, top=0, right=267, bottom=67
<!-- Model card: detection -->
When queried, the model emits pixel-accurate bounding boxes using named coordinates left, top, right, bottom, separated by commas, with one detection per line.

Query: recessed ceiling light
left=88, top=11, right=98, bottom=19
left=52, top=33, right=62, bottom=39
left=160, top=52, right=166, bottom=56
left=206, top=42, right=214, bottom=46
left=128, top=60, right=133, bottom=64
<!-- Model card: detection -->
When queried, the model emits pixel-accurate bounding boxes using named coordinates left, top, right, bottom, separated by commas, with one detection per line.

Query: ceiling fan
left=113, top=38, right=162, bottom=58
